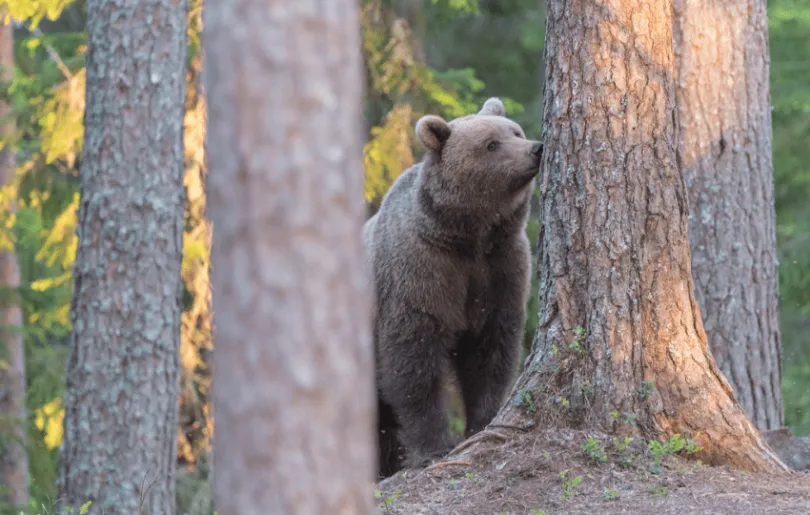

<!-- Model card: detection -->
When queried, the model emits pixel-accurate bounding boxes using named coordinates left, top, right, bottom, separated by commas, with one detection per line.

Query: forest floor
left=375, top=428, right=810, bottom=515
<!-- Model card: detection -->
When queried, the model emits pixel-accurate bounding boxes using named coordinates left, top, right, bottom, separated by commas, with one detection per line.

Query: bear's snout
left=530, top=142, right=543, bottom=157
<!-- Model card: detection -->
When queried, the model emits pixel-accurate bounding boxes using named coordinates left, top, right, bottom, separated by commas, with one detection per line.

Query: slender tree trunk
left=57, top=0, right=188, bottom=512
left=204, top=1, right=374, bottom=514
left=490, top=0, right=787, bottom=473
left=0, top=14, right=30, bottom=509
left=673, top=0, right=782, bottom=431
left=394, top=0, right=426, bottom=62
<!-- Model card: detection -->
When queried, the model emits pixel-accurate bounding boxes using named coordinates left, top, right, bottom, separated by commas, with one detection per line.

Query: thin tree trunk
left=673, top=0, right=782, bottom=431
left=0, top=14, right=30, bottom=509
left=57, top=0, right=188, bottom=512
left=204, top=1, right=374, bottom=514
left=490, top=0, right=787, bottom=473
left=395, top=0, right=426, bottom=62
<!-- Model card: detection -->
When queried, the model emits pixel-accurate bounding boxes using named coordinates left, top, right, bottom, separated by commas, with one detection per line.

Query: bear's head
left=415, top=97, right=542, bottom=217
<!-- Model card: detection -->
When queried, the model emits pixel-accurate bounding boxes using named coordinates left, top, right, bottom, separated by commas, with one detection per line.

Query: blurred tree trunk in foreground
left=673, top=0, right=783, bottom=431
left=57, top=0, right=188, bottom=512
left=0, top=13, right=30, bottom=509
left=490, top=0, right=787, bottom=473
left=204, top=1, right=375, bottom=514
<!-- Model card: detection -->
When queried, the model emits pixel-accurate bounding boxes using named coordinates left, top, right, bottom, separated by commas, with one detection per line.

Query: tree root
left=447, top=430, right=509, bottom=457
left=488, top=423, right=533, bottom=433
left=422, top=459, right=473, bottom=474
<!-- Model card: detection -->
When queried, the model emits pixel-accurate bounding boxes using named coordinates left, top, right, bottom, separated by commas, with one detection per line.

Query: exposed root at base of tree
left=376, top=429, right=808, bottom=515
left=421, top=460, right=473, bottom=474
left=445, top=429, right=509, bottom=457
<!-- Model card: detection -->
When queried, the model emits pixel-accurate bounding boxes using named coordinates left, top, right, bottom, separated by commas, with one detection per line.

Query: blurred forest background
left=0, top=0, right=808, bottom=512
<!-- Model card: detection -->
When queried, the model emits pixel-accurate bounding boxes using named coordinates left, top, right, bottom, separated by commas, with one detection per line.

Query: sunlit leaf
left=34, top=398, right=64, bottom=450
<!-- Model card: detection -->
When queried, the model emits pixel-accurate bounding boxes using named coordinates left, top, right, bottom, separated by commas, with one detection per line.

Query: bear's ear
left=478, top=97, right=506, bottom=117
left=416, top=115, right=451, bottom=153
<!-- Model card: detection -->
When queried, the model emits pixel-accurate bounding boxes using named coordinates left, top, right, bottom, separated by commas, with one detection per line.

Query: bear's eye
left=513, top=130, right=522, bottom=138
left=487, top=141, right=498, bottom=152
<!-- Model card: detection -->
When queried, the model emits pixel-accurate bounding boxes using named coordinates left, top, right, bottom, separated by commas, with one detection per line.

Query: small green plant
left=582, top=437, right=608, bottom=463
left=520, top=389, right=537, bottom=415
left=613, top=436, right=635, bottom=468
left=560, top=397, right=569, bottom=408
left=610, top=410, right=620, bottom=421
left=647, top=434, right=689, bottom=474
left=685, top=433, right=703, bottom=455
left=44, top=500, right=95, bottom=515
left=580, top=380, right=593, bottom=398
left=612, top=436, right=631, bottom=452
left=569, top=326, right=586, bottom=354
left=560, top=470, right=582, bottom=502
left=621, top=411, right=638, bottom=425
left=603, top=487, right=619, bottom=500
left=649, top=486, right=669, bottom=497
left=374, top=488, right=400, bottom=511
left=464, top=471, right=478, bottom=483
left=530, top=510, right=546, bottom=515
left=638, top=379, right=655, bottom=400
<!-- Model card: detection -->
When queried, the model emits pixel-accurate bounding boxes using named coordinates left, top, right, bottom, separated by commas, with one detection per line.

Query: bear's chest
left=463, top=262, right=492, bottom=335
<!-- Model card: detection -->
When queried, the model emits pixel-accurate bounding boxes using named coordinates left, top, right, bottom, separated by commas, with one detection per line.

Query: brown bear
left=363, top=97, right=542, bottom=478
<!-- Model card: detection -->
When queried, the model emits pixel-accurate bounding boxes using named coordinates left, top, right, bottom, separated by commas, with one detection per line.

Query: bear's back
left=363, top=163, right=421, bottom=255
left=364, top=163, right=479, bottom=332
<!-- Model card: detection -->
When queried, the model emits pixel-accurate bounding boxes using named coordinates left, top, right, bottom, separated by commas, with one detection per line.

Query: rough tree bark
left=0, top=14, right=30, bottom=509
left=57, top=0, right=188, bottom=513
left=204, top=1, right=375, bottom=514
left=673, top=0, right=782, bottom=431
left=488, top=0, right=787, bottom=473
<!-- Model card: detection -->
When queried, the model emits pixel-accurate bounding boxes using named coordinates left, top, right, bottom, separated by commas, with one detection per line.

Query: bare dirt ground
left=375, top=428, right=810, bottom=515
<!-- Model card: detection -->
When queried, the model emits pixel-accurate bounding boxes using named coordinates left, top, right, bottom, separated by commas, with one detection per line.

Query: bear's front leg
left=454, top=308, right=523, bottom=438
left=455, top=237, right=529, bottom=438
left=377, top=314, right=457, bottom=469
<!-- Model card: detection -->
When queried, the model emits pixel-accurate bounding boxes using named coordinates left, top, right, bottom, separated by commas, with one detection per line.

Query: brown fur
left=364, top=98, right=543, bottom=478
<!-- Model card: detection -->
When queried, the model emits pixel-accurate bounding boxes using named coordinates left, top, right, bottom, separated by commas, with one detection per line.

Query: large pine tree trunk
left=490, top=0, right=786, bottom=473
left=0, top=14, right=30, bottom=509
left=57, top=0, right=188, bottom=512
left=673, top=0, right=782, bottom=431
left=204, top=1, right=375, bottom=514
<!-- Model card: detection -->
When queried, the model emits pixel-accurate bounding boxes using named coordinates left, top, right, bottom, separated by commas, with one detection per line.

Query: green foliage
left=582, top=437, right=608, bottom=463
left=559, top=470, right=582, bottom=502
left=374, top=488, right=401, bottom=512
left=5, top=0, right=76, bottom=28
left=603, top=487, right=619, bottom=500
left=612, top=436, right=636, bottom=468
left=769, top=0, right=810, bottom=436
left=645, top=434, right=701, bottom=475
left=423, top=0, right=546, bottom=136
left=648, top=435, right=686, bottom=462
left=517, top=387, right=538, bottom=415
left=638, top=379, right=654, bottom=401
left=431, top=0, right=479, bottom=15
left=569, top=326, right=586, bottom=355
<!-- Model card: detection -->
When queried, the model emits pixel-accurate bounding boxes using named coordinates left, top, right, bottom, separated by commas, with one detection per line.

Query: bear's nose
left=531, top=142, right=543, bottom=156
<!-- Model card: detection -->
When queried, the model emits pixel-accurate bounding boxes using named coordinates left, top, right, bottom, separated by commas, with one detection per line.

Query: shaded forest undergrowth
left=375, top=429, right=810, bottom=514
